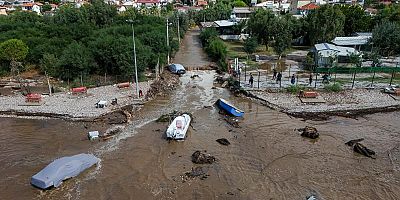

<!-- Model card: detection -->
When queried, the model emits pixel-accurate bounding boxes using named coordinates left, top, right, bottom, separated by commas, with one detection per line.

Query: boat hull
left=166, top=114, right=191, bottom=140
left=217, top=99, right=244, bottom=117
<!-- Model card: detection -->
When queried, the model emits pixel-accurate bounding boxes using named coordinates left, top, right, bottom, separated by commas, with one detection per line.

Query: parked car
left=168, top=63, right=186, bottom=74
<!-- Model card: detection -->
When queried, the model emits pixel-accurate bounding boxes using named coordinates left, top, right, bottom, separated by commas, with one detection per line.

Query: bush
left=199, top=28, right=219, bottom=47
left=205, top=38, right=227, bottom=61
left=324, top=83, right=342, bottom=92
left=286, top=85, right=305, bottom=94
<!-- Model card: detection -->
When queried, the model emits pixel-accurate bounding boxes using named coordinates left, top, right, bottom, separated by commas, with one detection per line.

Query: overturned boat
left=31, top=153, right=100, bottom=189
left=166, top=114, right=191, bottom=140
left=217, top=98, right=244, bottom=117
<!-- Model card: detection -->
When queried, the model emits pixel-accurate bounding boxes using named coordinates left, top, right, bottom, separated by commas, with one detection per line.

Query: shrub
left=286, top=85, right=305, bottom=94
left=324, top=83, right=342, bottom=92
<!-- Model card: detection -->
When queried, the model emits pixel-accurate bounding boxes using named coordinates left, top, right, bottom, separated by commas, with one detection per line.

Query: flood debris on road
left=216, top=138, right=230, bottom=146
left=298, top=126, right=319, bottom=139
left=192, top=150, right=216, bottom=164
left=190, top=74, right=200, bottom=79
left=156, top=111, right=193, bottom=123
left=346, top=138, right=376, bottom=159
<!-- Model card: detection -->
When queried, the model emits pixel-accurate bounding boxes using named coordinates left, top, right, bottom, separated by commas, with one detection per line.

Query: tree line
left=0, top=0, right=189, bottom=82
left=194, top=3, right=400, bottom=60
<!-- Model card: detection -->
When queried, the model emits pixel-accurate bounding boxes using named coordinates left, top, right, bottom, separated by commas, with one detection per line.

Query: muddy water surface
left=2, top=28, right=400, bottom=200
left=1, top=71, right=400, bottom=200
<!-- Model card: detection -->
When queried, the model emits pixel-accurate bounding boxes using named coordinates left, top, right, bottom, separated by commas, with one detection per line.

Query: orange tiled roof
left=299, top=3, right=319, bottom=10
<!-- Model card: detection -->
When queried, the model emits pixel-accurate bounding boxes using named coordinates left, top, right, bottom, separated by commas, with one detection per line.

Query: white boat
left=166, top=114, right=191, bottom=140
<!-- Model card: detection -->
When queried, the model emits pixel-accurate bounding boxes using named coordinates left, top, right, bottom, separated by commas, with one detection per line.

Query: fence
left=234, top=66, right=400, bottom=90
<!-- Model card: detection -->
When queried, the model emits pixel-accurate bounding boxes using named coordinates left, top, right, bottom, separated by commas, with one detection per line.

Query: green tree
left=247, top=9, right=277, bottom=50
left=40, top=53, right=58, bottom=76
left=199, top=28, right=219, bottom=46
left=0, top=39, right=29, bottom=62
left=243, top=37, right=258, bottom=55
left=57, top=42, right=96, bottom=80
left=370, top=21, right=400, bottom=56
left=233, top=0, right=247, bottom=7
left=272, top=17, right=292, bottom=59
left=339, top=5, right=373, bottom=36
left=205, top=38, right=227, bottom=61
left=305, top=5, right=345, bottom=45
left=41, top=4, right=52, bottom=12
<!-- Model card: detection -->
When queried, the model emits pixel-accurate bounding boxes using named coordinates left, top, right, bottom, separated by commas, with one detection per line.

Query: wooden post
left=45, top=71, right=51, bottom=95
left=314, top=73, right=317, bottom=88
left=334, top=72, right=337, bottom=83
left=80, top=72, right=83, bottom=86
left=352, top=69, right=357, bottom=89
left=389, top=69, right=395, bottom=86
left=244, top=60, right=247, bottom=82
left=288, top=64, right=291, bottom=81
left=296, top=75, right=298, bottom=86
left=371, top=70, right=376, bottom=87
left=258, top=71, right=260, bottom=88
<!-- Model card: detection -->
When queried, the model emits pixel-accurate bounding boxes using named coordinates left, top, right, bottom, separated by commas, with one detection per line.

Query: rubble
left=298, top=126, right=319, bottom=139
left=345, top=138, right=376, bottom=159
left=216, top=138, right=230, bottom=146
left=191, top=151, right=216, bottom=164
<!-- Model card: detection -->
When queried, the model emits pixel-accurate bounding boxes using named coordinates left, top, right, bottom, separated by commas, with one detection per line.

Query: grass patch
left=324, top=83, right=342, bottom=92
left=286, top=85, right=306, bottom=94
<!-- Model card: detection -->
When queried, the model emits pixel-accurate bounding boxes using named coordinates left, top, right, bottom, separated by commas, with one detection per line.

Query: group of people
left=247, top=69, right=318, bottom=88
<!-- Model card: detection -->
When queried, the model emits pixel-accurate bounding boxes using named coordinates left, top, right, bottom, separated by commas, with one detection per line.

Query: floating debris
left=345, top=138, right=376, bottom=159
left=353, top=143, right=376, bottom=159
left=298, top=126, right=319, bottom=139
left=190, top=74, right=200, bottom=79
left=216, top=138, right=230, bottom=146
left=345, top=138, right=364, bottom=146
left=192, top=151, right=215, bottom=164
left=180, top=166, right=209, bottom=182
left=156, top=111, right=193, bottom=123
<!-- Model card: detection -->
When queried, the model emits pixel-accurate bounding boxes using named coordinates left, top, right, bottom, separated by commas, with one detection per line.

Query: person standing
left=276, top=72, right=282, bottom=84
left=249, top=74, right=254, bottom=87
left=309, top=73, right=313, bottom=85
left=272, top=68, right=277, bottom=80
left=291, top=74, right=296, bottom=85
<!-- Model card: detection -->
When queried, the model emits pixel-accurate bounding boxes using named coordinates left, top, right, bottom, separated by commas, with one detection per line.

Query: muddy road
left=1, top=29, right=400, bottom=200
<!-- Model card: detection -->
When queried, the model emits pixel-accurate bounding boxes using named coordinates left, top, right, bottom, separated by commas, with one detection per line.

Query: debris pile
left=156, top=111, right=193, bottom=123
left=216, top=138, right=230, bottom=146
left=192, top=150, right=216, bottom=164
left=183, top=166, right=209, bottom=180
left=298, top=126, right=319, bottom=139
left=345, top=138, right=376, bottom=159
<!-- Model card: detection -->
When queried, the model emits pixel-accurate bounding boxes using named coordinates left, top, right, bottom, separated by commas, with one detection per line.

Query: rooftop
left=331, top=36, right=371, bottom=46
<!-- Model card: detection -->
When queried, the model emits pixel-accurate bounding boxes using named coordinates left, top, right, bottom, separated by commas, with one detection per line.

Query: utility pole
left=177, top=15, right=180, bottom=44
left=131, top=23, right=139, bottom=98
left=166, top=18, right=170, bottom=64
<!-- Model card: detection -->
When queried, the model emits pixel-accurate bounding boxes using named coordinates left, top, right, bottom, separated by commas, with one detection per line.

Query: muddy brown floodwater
left=2, top=29, right=400, bottom=200
left=1, top=70, right=400, bottom=200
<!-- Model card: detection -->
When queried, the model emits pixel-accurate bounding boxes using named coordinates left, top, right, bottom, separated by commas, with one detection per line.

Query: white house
left=0, top=6, right=7, bottom=15
left=313, top=43, right=359, bottom=67
left=136, top=0, right=161, bottom=8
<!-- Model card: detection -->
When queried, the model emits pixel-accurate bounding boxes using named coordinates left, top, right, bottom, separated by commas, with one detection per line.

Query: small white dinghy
left=166, top=114, right=191, bottom=140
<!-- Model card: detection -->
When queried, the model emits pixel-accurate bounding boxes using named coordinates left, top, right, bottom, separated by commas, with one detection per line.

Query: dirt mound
left=145, top=71, right=180, bottom=100
left=191, top=151, right=216, bottom=164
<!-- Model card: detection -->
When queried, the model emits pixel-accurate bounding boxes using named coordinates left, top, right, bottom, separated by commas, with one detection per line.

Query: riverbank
left=0, top=71, right=180, bottom=123
left=242, top=88, right=400, bottom=119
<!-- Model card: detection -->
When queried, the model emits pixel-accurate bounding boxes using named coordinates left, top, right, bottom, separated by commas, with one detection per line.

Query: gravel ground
left=250, top=89, right=400, bottom=115
left=0, top=81, right=152, bottom=119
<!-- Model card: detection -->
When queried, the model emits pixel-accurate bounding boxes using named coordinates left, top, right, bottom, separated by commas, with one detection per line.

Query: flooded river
left=1, top=29, right=400, bottom=200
